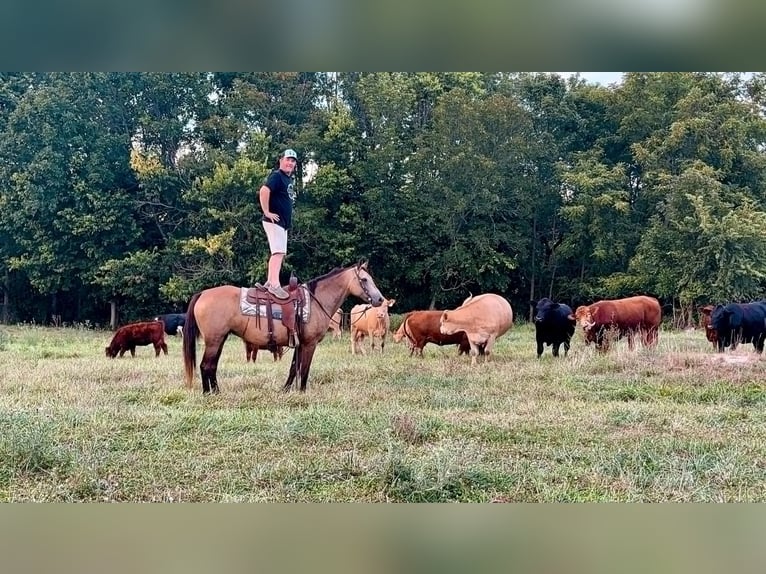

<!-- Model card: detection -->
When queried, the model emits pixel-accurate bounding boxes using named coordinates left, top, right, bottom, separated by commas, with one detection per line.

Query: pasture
left=2, top=322, right=766, bottom=502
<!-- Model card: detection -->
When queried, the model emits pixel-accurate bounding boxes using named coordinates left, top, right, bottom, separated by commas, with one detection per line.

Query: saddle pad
left=239, top=286, right=310, bottom=321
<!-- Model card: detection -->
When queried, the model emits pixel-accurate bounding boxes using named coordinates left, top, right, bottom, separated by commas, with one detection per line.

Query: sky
left=559, top=72, right=624, bottom=85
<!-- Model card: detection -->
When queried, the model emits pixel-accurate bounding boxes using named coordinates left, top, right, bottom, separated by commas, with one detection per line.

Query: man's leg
left=267, top=252, right=284, bottom=287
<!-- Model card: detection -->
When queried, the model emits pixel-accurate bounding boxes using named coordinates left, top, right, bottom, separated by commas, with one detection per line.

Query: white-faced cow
left=439, top=293, right=513, bottom=366
left=531, top=298, right=576, bottom=358
left=710, top=302, right=766, bottom=353
left=153, top=313, right=186, bottom=336
left=350, top=298, right=396, bottom=354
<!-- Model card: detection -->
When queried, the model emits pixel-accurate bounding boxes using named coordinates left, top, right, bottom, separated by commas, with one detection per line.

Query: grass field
left=1, top=321, right=766, bottom=502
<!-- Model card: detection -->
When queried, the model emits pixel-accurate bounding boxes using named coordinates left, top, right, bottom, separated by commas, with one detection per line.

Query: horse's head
left=353, top=262, right=384, bottom=307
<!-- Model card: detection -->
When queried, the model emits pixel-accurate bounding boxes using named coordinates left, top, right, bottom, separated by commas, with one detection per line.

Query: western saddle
left=244, top=275, right=305, bottom=352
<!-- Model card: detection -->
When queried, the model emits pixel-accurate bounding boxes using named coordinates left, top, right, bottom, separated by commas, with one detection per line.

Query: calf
left=532, top=298, right=576, bottom=358
left=710, top=302, right=766, bottom=353
left=350, top=298, right=396, bottom=354
left=245, top=341, right=284, bottom=362
left=393, top=310, right=471, bottom=357
left=153, top=313, right=186, bottom=336
left=105, top=321, right=168, bottom=358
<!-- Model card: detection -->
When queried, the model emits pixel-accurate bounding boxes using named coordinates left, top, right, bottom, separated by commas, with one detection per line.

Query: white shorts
left=262, top=221, right=288, bottom=254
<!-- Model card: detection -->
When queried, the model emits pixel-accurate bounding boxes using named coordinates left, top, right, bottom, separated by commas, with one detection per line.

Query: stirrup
left=268, top=284, right=289, bottom=299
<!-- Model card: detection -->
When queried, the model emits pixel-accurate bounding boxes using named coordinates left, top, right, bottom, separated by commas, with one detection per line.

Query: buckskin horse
left=183, top=261, right=385, bottom=393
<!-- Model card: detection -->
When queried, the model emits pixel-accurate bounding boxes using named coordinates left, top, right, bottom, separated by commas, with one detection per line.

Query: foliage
left=2, top=72, right=766, bottom=324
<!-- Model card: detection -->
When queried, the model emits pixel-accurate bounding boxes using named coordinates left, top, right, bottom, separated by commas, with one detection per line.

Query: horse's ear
left=358, top=259, right=368, bottom=270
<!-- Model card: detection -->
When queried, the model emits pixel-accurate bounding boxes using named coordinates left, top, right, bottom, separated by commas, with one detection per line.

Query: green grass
left=1, top=322, right=766, bottom=501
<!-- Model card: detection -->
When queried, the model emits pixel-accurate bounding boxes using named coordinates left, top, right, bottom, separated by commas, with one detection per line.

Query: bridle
left=353, top=265, right=376, bottom=304
left=307, top=264, right=377, bottom=323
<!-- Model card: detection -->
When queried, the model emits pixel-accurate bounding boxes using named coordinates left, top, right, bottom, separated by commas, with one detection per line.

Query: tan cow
left=350, top=298, right=396, bottom=354
left=439, top=294, right=513, bottom=365
left=327, top=309, right=343, bottom=340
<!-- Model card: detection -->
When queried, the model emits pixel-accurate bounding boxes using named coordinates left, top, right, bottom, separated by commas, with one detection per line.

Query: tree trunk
left=110, top=300, right=119, bottom=330
left=528, top=210, right=537, bottom=322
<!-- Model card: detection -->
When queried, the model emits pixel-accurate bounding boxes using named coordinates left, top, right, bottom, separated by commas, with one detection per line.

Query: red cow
left=574, top=295, right=661, bottom=352
left=698, top=304, right=718, bottom=347
left=105, top=321, right=168, bottom=358
left=393, top=310, right=472, bottom=357
left=245, top=341, right=284, bottom=362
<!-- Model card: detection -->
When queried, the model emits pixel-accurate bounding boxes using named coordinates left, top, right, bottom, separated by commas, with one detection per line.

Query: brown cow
left=393, top=310, right=472, bottom=357
left=439, top=294, right=513, bottom=366
left=105, top=321, right=168, bottom=358
left=698, top=304, right=718, bottom=347
left=574, top=295, right=661, bottom=352
left=350, top=298, right=396, bottom=354
left=244, top=341, right=284, bottom=362
left=327, top=309, right=343, bottom=340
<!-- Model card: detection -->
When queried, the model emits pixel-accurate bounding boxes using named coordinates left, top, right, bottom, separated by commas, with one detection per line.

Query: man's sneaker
left=268, top=284, right=289, bottom=299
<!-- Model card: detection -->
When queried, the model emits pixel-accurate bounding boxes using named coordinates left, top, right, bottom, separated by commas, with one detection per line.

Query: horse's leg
left=283, top=348, right=299, bottom=392
left=200, top=335, right=228, bottom=394
left=299, top=343, right=318, bottom=392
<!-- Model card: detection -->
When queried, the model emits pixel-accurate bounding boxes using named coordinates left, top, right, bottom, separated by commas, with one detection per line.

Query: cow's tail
left=402, top=314, right=415, bottom=345
left=182, top=292, right=202, bottom=389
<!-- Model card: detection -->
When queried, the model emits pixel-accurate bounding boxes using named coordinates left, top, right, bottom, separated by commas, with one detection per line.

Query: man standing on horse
left=258, top=148, right=298, bottom=299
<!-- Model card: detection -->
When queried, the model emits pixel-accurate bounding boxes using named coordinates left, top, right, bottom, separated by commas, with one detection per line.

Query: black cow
left=153, top=313, right=186, bottom=336
left=710, top=302, right=766, bottom=353
left=532, top=298, right=576, bottom=358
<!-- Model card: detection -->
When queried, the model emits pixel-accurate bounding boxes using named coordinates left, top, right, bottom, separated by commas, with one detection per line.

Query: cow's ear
left=567, top=314, right=575, bottom=322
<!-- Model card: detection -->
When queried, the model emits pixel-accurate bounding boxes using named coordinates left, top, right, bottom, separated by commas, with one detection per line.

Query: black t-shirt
left=262, top=169, right=294, bottom=230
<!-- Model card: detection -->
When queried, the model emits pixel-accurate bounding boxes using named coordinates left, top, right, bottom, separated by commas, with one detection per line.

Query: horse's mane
left=306, top=265, right=351, bottom=293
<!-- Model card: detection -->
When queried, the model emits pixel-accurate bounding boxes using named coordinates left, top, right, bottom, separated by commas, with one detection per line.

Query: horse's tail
left=183, top=292, right=202, bottom=389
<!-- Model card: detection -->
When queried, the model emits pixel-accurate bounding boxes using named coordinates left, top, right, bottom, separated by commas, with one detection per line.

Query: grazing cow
left=350, top=298, right=396, bottom=354
left=439, top=293, right=513, bottom=366
left=710, top=302, right=766, bottom=353
left=574, top=295, right=661, bottom=352
left=393, top=310, right=472, bottom=357
left=698, top=305, right=718, bottom=347
left=105, top=321, right=168, bottom=358
left=153, top=313, right=186, bottom=336
left=532, top=298, right=576, bottom=358
left=327, top=309, right=343, bottom=340
left=244, top=341, right=284, bottom=362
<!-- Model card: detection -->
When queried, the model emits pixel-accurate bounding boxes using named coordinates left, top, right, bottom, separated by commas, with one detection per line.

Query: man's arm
left=259, top=184, right=278, bottom=222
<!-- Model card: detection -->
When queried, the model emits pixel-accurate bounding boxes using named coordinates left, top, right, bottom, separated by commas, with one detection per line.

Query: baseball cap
left=282, top=148, right=298, bottom=160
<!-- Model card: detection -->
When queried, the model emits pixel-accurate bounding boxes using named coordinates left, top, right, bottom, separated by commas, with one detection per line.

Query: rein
left=307, top=265, right=375, bottom=324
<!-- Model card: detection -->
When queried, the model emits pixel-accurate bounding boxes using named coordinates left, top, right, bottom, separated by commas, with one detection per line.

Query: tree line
left=1, top=72, right=765, bottom=328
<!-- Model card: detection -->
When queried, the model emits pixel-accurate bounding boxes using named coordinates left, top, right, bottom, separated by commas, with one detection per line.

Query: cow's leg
left=627, top=332, right=635, bottom=351
left=563, top=339, right=571, bottom=356
left=552, top=343, right=561, bottom=357
left=298, top=343, right=318, bottom=392
left=154, top=344, right=160, bottom=357
left=483, top=335, right=497, bottom=362
left=129, top=346, right=136, bottom=357
left=536, top=336, right=544, bottom=358
left=381, top=335, right=385, bottom=354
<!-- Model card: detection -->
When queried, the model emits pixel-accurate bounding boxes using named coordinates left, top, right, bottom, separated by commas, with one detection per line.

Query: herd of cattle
left=103, top=296, right=766, bottom=362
